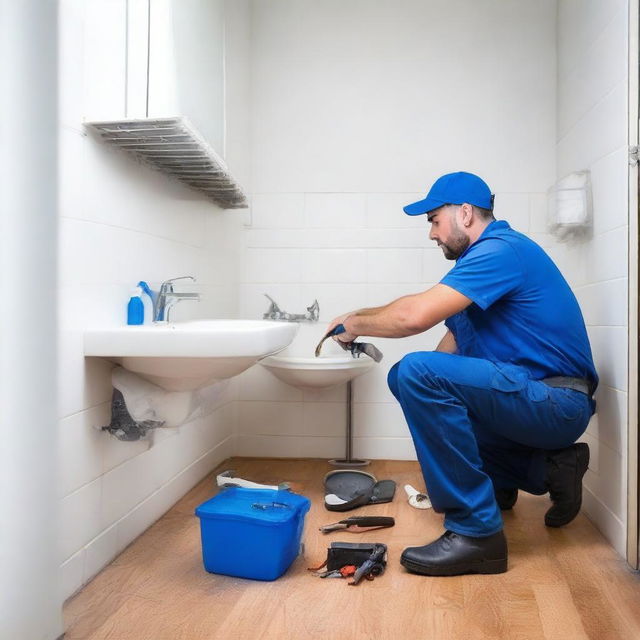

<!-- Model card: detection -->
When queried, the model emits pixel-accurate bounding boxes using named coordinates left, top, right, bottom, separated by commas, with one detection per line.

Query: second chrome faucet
left=263, top=294, right=319, bottom=322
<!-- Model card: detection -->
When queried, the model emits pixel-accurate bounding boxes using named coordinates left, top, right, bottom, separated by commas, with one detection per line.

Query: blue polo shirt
left=441, top=220, right=598, bottom=388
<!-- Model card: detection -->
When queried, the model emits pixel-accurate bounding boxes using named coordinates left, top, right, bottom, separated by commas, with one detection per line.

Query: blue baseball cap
left=403, top=171, right=494, bottom=216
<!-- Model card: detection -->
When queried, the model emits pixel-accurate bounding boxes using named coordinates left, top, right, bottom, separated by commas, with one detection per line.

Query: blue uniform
left=388, top=221, right=597, bottom=536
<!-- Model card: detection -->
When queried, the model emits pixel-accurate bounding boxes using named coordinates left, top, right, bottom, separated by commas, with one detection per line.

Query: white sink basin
left=260, top=355, right=375, bottom=389
left=84, top=320, right=299, bottom=391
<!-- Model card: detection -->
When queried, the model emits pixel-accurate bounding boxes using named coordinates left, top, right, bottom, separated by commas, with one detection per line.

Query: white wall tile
left=58, top=479, right=103, bottom=562
left=545, top=241, right=588, bottom=289
left=304, top=193, right=366, bottom=229
left=582, top=487, right=626, bottom=558
left=102, top=429, right=152, bottom=476
left=422, top=249, right=454, bottom=284
left=365, top=283, right=429, bottom=308
left=557, top=81, right=627, bottom=176
left=584, top=441, right=625, bottom=520
left=83, top=524, right=119, bottom=584
left=558, top=8, right=626, bottom=138
left=302, top=402, right=346, bottom=438
left=243, top=248, right=304, bottom=283
left=493, top=193, right=530, bottom=233
left=557, top=0, right=626, bottom=80
left=353, top=367, right=397, bottom=405
left=302, top=249, right=367, bottom=284
left=354, top=437, right=417, bottom=461
left=238, top=401, right=304, bottom=436
left=575, top=278, right=627, bottom=327
left=250, top=193, right=305, bottom=228
left=589, top=327, right=627, bottom=392
left=366, top=249, right=422, bottom=283
left=80, top=138, right=210, bottom=246
left=529, top=193, right=549, bottom=234
left=300, top=283, right=367, bottom=322
left=591, top=147, right=628, bottom=235
left=353, top=402, right=408, bottom=438
left=100, top=452, right=159, bottom=527
left=302, top=383, right=347, bottom=403
left=297, top=436, right=348, bottom=459
left=58, top=404, right=109, bottom=497
left=587, top=385, right=627, bottom=455
left=366, top=193, right=426, bottom=229
left=585, top=226, right=628, bottom=283
left=235, top=434, right=302, bottom=457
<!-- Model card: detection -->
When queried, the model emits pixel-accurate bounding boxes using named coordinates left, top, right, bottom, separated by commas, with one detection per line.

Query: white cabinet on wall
left=84, top=0, right=246, bottom=208
left=127, top=0, right=225, bottom=154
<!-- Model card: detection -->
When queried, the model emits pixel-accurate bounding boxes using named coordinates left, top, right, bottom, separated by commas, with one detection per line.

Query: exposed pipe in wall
left=0, top=1, right=61, bottom=638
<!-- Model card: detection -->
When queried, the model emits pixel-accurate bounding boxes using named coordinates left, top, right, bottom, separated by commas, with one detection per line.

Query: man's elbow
left=401, top=314, right=435, bottom=336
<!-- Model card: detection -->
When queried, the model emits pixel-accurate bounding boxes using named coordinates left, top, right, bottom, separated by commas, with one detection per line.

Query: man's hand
left=327, top=313, right=358, bottom=343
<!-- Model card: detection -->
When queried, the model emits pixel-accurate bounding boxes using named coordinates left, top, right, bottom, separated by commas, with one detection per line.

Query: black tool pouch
left=326, top=542, right=387, bottom=571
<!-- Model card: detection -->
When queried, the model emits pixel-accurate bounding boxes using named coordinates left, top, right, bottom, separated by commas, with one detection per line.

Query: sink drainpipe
left=329, top=380, right=369, bottom=467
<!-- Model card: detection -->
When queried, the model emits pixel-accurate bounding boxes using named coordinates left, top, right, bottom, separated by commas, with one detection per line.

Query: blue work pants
left=388, top=352, right=594, bottom=537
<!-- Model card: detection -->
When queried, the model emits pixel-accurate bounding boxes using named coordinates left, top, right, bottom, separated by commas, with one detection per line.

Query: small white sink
left=260, top=355, right=375, bottom=389
left=84, top=320, right=298, bottom=391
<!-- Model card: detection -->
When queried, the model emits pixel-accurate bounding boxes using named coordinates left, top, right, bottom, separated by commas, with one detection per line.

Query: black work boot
left=400, top=530, right=508, bottom=576
left=495, top=488, right=518, bottom=510
left=544, top=442, right=590, bottom=527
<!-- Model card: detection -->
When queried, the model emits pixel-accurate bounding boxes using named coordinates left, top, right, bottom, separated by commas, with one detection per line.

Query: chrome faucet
left=153, top=276, right=200, bottom=322
left=263, top=294, right=319, bottom=322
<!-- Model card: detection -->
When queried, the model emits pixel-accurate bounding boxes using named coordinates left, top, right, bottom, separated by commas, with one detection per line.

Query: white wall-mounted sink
left=84, top=320, right=298, bottom=391
left=260, top=355, right=375, bottom=389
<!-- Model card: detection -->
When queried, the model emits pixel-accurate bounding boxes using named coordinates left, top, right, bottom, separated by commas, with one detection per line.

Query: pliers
left=319, top=516, right=395, bottom=533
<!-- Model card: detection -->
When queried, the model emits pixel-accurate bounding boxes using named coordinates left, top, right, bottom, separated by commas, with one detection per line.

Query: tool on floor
left=404, top=484, right=432, bottom=509
left=320, top=516, right=395, bottom=533
left=314, top=324, right=384, bottom=362
left=216, top=470, right=291, bottom=492
left=324, top=470, right=396, bottom=511
left=308, top=542, right=388, bottom=585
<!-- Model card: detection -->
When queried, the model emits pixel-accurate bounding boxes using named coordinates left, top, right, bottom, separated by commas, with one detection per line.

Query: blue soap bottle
left=127, top=286, right=145, bottom=325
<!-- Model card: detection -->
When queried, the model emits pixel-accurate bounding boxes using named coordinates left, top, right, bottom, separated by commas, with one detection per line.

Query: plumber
left=328, top=171, right=597, bottom=576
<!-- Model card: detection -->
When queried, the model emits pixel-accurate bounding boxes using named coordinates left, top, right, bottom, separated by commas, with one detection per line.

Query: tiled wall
left=553, top=0, right=629, bottom=556
left=57, top=0, right=246, bottom=601
left=235, top=0, right=557, bottom=460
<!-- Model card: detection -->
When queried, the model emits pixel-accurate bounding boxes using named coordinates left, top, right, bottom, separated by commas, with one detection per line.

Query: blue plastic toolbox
left=195, top=487, right=311, bottom=581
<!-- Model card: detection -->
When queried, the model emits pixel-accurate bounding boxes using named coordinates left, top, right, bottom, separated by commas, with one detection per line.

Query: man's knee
left=389, top=351, right=450, bottom=395
left=387, top=362, right=401, bottom=399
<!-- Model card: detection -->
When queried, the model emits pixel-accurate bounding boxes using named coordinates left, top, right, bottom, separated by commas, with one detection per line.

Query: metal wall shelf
left=85, top=116, right=248, bottom=209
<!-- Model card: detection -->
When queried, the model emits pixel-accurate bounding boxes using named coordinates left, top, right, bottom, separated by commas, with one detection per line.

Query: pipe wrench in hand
left=314, top=324, right=383, bottom=362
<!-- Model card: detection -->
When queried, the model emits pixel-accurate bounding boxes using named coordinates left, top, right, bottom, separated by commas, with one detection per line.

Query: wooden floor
left=64, top=458, right=640, bottom=640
